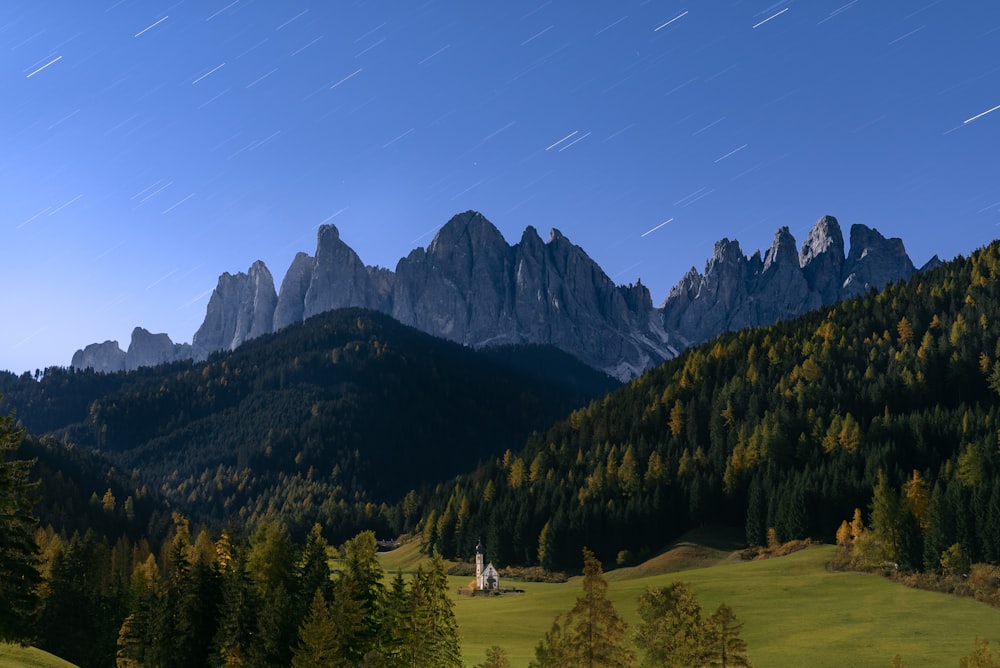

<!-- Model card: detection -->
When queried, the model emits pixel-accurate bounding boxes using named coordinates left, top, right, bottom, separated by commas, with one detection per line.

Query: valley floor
left=19, top=539, right=1000, bottom=668
left=382, top=542, right=1000, bottom=667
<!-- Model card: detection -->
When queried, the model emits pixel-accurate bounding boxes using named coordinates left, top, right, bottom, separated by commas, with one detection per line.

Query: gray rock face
left=192, top=261, right=277, bottom=360
left=303, top=224, right=385, bottom=319
left=273, top=252, right=314, bottom=331
left=840, top=224, right=916, bottom=298
left=392, top=211, right=514, bottom=342
left=125, top=328, right=189, bottom=371
left=71, top=340, right=126, bottom=373
left=752, top=226, right=821, bottom=325
left=661, top=215, right=918, bottom=349
left=800, top=214, right=845, bottom=305
left=72, top=210, right=928, bottom=380
left=389, top=212, right=670, bottom=379
left=661, top=238, right=754, bottom=348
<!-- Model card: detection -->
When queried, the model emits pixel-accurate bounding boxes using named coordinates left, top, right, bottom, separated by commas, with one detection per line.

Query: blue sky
left=3, top=1, right=1000, bottom=374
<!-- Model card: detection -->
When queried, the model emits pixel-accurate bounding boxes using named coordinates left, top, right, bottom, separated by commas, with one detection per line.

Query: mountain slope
left=417, top=241, right=1000, bottom=570
left=9, top=308, right=617, bottom=539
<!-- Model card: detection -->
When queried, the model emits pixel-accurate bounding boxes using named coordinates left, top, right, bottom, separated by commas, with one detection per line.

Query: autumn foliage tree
left=635, top=582, right=705, bottom=667
left=531, top=547, right=636, bottom=668
left=635, top=581, right=750, bottom=667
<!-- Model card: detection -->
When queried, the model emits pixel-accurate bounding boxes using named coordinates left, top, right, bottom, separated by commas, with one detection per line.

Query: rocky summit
left=660, top=215, right=920, bottom=349
left=72, top=212, right=925, bottom=380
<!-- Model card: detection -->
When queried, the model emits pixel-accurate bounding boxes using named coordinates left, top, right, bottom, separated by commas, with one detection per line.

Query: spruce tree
left=0, top=406, right=41, bottom=644
left=870, top=471, right=903, bottom=565
left=299, top=523, right=333, bottom=611
left=247, top=521, right=300, bottom=667
left=532, top=547, right=636, bottom=668
left=379, top=571, right=409, bottom=665
left=339, top=530, right=387, bottom=661
left=330, top=566, right=370, bottom=665
left=395, top=555, right=463, bottom=668
left=703, top=603, right=751, bottom=667
left=292, top=588, right=346, bottom=668
left=635, top=581, right=705, bottom=667
left=211, top=548, right=262, bottom=667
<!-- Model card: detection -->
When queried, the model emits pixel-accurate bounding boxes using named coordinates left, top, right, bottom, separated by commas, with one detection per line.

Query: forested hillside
left=1, top=308, right=617, bottom=542
left=419, top=241, right=1000, bottom=570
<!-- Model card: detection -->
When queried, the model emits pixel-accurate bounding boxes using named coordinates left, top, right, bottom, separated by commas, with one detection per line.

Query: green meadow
left=381, top=538, right=1000, bottom=667
left=0, top=644, right=76, bottom=668
left=14, top=536, right=1000, bottom=668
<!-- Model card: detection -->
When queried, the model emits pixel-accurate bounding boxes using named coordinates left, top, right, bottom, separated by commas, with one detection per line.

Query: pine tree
left=247, top=521, right=300, bottom=667
left=292, top=588, right=347, bottom=668
left=211, top=548, right=262, bottom=667
left=0, top=406, right=41, bottom=644
left=635, top=581, right=705, bottom=667
left=395, top=554, right=463, bottom=668
left=703, top=603, right=751, bottom=667
left=533, top=548, right=636, bottom=668
left=379, top=571, right=409, bottom=665
left=870, top=471, right=903, bottom=565
left=340, top=530, right=386, bottom=659
left=299, top=523, right=333, bottom=614
left=329, top=566, right=369, bottom=665
left=923, top=480, right=951, bottom=571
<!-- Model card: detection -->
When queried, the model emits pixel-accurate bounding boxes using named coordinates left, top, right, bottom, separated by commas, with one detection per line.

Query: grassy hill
left=382, top=537, right=1000, bottom=667
left=0, top=645, right=76, bottom=668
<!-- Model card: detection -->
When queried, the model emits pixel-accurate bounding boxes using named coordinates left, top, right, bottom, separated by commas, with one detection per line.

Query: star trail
left=2, top=1, right=1000, bottom=373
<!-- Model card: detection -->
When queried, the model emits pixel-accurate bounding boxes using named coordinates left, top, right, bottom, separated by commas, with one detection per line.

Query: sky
left=3, top=1, right=1000, bottom=374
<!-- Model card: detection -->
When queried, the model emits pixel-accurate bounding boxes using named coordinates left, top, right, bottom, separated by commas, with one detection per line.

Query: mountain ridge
left=72, top=211, right=927, bottom=380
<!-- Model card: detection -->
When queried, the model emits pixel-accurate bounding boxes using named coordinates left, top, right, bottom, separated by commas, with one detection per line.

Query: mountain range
left=72, top=211, right=936, bottom=380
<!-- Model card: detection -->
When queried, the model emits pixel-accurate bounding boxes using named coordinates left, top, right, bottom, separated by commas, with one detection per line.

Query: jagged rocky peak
left=755, top=226, right=820, bottom=320
left=192, top=261, right=278, bottom=360
left=800, top=215, right=844, bottom=266
left=920, top=255, right=943, bottom=272
left=70, top=209, right=930, bottom=381
left=711, top=238, right=745, bottom=267
left=800, top=215, right=845, bottom=304
left=392, top=210, right=514, bottom=343
left=661, top=215, right=921, bottom=349
left=428, top=210, right=508, bottom=255
left=125, top=327, right=190, bottom=371
left=762, top=226, right=799, bottom=271
left=71, top=340, right=126, bottom=373
left=620, top=279, right=654, bottom=314
left=273, top=252, right=315, bottom=331
left=303, top=223, right=382, bottom=319
left=841, top=224, right=916, bottom=298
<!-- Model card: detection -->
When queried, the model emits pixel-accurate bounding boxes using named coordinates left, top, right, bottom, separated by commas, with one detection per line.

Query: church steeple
left=475, top=539, right=484, bottom=589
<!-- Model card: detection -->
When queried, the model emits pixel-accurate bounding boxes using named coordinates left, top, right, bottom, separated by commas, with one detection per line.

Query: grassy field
left=15, top=536, right=1000, bottom=667
left=0, top=644, right=76, bottom=668
left=381, top=538, right=1000, bottom=667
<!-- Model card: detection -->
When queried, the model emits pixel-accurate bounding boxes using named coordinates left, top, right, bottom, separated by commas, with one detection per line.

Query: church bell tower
left=475, top=539, right=485, bottom=589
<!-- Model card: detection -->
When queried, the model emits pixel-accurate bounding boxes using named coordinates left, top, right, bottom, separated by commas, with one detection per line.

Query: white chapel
left=475, top=539, right=500, bottom=591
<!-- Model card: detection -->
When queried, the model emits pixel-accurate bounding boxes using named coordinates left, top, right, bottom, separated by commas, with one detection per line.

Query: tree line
left=417, top=241, right=1000, bottom=569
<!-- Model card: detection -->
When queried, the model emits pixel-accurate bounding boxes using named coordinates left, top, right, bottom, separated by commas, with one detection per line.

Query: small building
left=475, top=539, right=500, bottom=591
